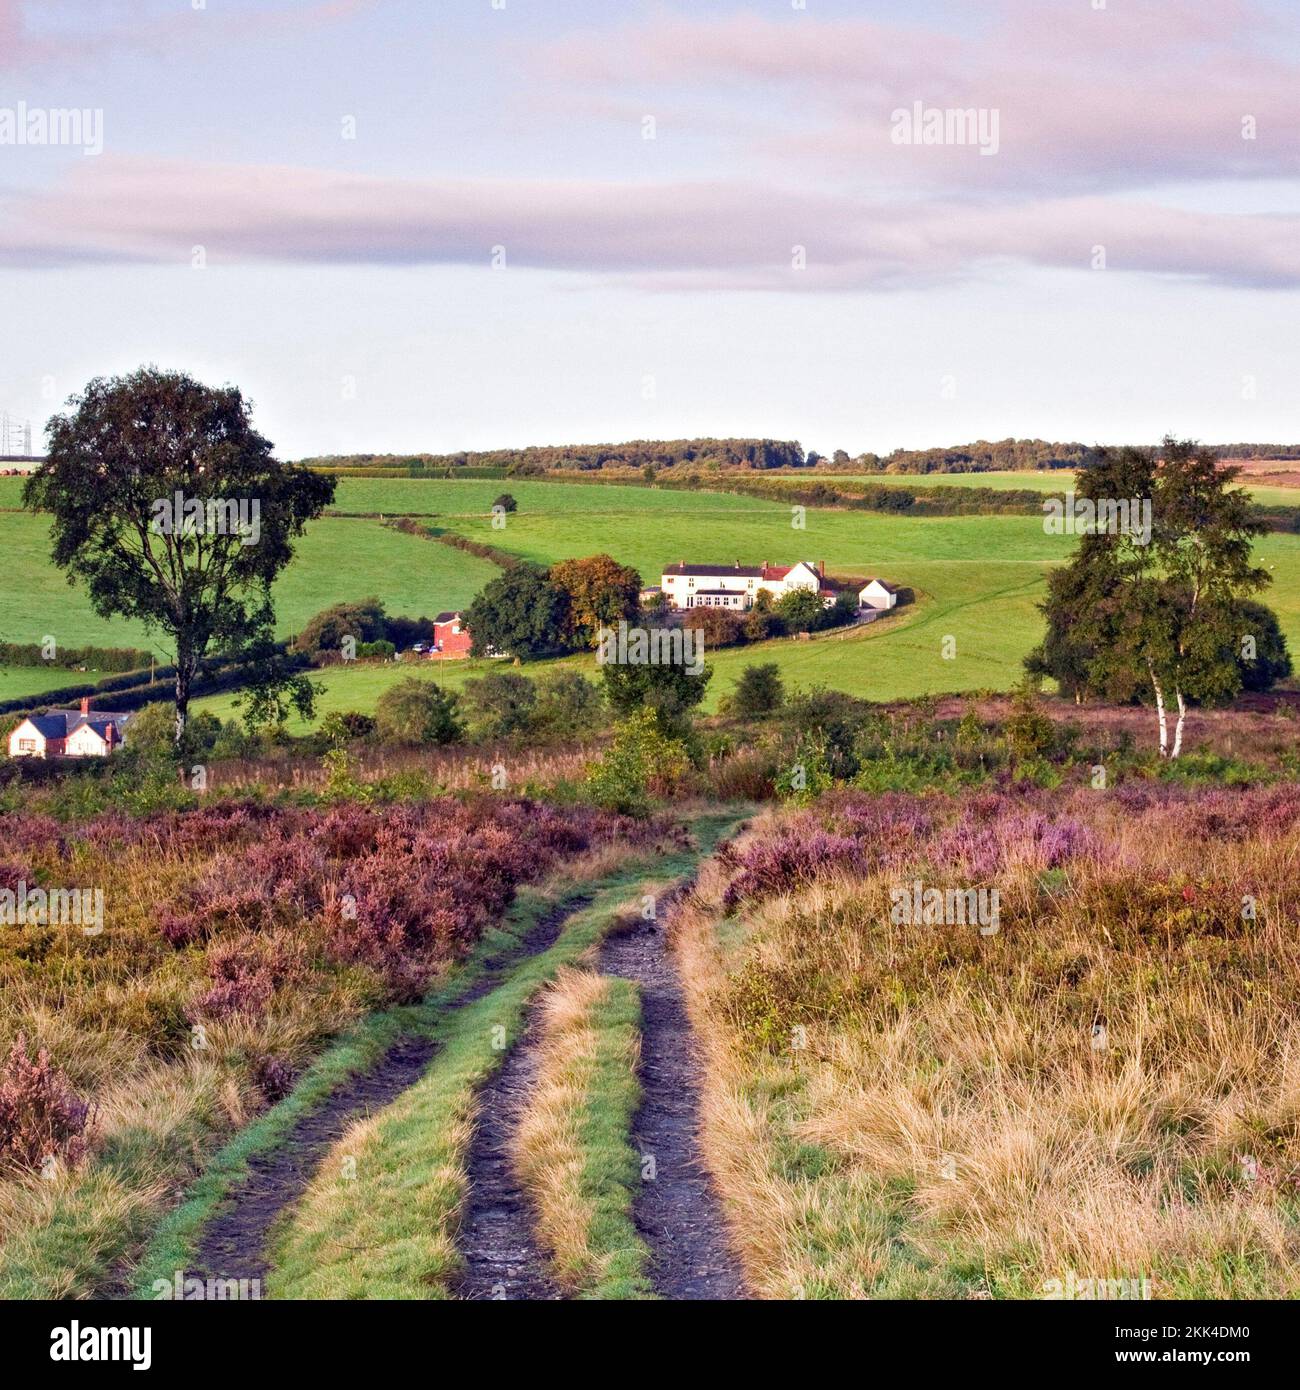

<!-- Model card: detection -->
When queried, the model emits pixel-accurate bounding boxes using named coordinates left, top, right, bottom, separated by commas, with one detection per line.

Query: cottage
left=7, top=698, right=132, bottom=759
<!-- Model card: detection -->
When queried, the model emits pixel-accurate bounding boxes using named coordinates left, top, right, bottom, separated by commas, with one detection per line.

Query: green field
left=0, top=665, right=112, bottom=705
left=9, top=473, right=1300, bottom=726
left=0, top=510, right=498, bottom=650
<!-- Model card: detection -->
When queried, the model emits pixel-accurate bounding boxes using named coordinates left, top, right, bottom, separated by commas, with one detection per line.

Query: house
left=659, top=560, right=826, bottom=611
left=858, top=578, right=900, bottom=610
left=427, top=611, right=473, bottom=660
left=7, top=698, right=132, bottom=759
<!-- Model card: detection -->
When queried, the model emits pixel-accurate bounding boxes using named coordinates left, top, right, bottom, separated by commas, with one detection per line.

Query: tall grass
left=678, top=786, right=1300, bottom=1299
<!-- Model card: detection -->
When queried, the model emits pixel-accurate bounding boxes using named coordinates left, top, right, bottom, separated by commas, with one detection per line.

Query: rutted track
left=453, top=1011, right=564, bottom=1300
left=185, top=895, right=590, bottom=1289
left=599, top=886, right=748, bottom=1300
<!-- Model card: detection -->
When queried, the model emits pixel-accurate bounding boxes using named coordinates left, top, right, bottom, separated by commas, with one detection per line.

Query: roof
left=862, top=577, right=900, bottom=593
left=432, top=611, right=462, bottom=625
left=663, top=563, right=763, bottom=578
left=66, top=716, right=127, bottom=742
left=16, top=714, right=69, bottom=740
left=761, top=564, right=793, bottom=581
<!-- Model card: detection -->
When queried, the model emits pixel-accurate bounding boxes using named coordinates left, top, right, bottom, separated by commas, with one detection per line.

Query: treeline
left=0, top=642, right=153, bottom=672
left=651, top=472, right=1051, bottom=516
left=298, top=438, right=808, bottom=475
left=383, top=517, right=521, bottom=568
left=851, top=439, right=1099, bottom=474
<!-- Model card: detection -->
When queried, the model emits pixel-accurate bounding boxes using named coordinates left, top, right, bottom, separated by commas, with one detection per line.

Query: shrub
left=683, top=606, right=747, bottom=650
left=531, top=671, right=606, bottom=741
left=356, top=640, right=396, bottom=659
left=318, top=710, right=378, bottom=748
left=730, top=663, right=785, bottom=717
left=293, top=598, right=388, bottom=658
left=374, top=678, right=462, bottom=746
left=0, top=1033, right=93, bottom=1172
left=493, top=492, right=518, bottom=513
left=584, top=707, right=689, bottom=815
left=461, top=671, right=538, bottom=742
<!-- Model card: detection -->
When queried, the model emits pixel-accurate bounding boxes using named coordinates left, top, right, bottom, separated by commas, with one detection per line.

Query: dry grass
left=676, top=801, right=1300, bottom=1299
left=513, top=966, right=650, bottom=1297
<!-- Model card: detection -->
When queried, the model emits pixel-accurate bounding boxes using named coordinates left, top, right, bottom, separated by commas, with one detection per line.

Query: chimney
left=105, top=722, right=115, bottom=746
left=819, top=560, right=826, bottom=576
left=80, top=696, right=90, bottom=715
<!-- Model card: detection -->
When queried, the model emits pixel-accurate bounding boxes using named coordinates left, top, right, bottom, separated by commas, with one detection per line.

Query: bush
left=318, top=710, right=378, bottom=748
left=584, top=707, right=689, bottom=815
left=730, top=663, right=785, bottom=717
left=0, top=1033, right=93, bottom=1172
left=493, top=492, right=518, bottom=513
left=374, top=678, right=462, bottom=746
left=461, top=671, right=538, bottom=741
left=684, top=607, right=747, bottom=650
left=356, top=640, right=396, bottom=660
left=532, top=671, right=606, bottom=741
left=293, top=598, right=388, bottom=658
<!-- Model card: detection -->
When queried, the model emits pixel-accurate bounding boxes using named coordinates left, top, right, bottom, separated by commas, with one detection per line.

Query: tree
left=374, top=677, right=462, bottom=746
left=730, top=663, right=785, bottom=716
left=493, top=492, right=518, bottom=514
left=294, top=599, right=388, bottom=657
left=532, top=670, right=605, bottom=740
left=465, top=564, right=569, bottom=660
left=1030, top=439, right=1281, bottom=755
left=775, top=587, right=824, bottom=633
left=601, top=656, right=711, bottom=733
left=26, top=368, right=334, bottom=746
left=461, top=670, right=538, bottom=741
left=549, top=554, right=642, bottom=648
left=1236, top=599, right=1293, bottom=691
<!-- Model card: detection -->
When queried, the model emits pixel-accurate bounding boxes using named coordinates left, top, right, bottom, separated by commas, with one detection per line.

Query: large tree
left=465, top=563, right=570, bottom=659
left=1028, top=438, right=1282, bottom=755
left=25, top=368, right=335, bottom=746
left=548, top=553, right=641, bottom=648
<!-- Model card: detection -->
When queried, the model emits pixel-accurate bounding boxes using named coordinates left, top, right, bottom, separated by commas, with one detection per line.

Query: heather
left=680, top=781, right=1300, bottom=1299
left=0, top=790, right=657, bottom=1294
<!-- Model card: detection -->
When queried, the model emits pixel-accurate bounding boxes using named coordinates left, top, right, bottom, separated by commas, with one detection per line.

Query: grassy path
left=596, top=880, right=749, bottom=1299
left=265, top=811, right=744, bottom=1299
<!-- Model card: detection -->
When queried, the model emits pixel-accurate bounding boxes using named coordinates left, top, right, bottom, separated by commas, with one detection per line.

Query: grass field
left=0, top=665, right=114, bottom=703
left=0, top=509, right=498, bottom=650
left=10, top=473, right=1300, bottom=724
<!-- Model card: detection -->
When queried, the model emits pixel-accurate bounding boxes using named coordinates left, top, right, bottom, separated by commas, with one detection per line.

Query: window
left=18, top=738, right=36, bottom=753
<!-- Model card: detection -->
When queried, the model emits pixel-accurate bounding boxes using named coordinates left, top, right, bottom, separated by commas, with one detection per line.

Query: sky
left=1, top=0, right=1297, bottom=459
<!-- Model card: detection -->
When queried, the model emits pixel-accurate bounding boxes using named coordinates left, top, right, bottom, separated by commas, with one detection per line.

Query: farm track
left=185, top=894, right=591, bottom=1290
left=598, top=882, right=748, bottom=1300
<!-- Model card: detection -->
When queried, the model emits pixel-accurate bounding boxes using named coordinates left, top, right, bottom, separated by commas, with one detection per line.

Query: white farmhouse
left=660, top=560, right=828, bottom=610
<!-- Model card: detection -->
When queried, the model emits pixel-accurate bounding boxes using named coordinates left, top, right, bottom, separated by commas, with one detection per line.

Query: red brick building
left=428, top=611, right=473, bottom=660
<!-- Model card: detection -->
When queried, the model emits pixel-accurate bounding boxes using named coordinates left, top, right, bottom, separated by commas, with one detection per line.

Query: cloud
left=2, top=155, right=1297, bottom=290
left=0, top=0, right=372, bottom=70
left=538, top=2, right=1300, bottom=195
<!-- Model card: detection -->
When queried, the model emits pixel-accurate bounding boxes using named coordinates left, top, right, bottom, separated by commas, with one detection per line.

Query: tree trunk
left=1148, top=662, right=1168, bottom=757
left=1171, top=687, right=1186, bottom=759
left=174, top=651, right=194, bottom=748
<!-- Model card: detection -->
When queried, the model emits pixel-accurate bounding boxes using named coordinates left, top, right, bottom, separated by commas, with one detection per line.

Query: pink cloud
left=537, top=3, right=1300, bottom=194
left=2, top=155, right=1296, bottom=290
